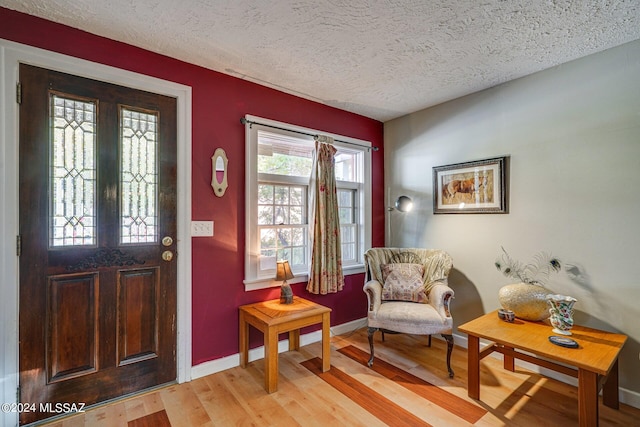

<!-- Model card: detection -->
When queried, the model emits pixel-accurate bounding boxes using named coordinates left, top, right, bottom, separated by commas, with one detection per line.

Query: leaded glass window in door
left=50, top=94, right=97, bottom=247
left=120, top=107, right=159, bottom=244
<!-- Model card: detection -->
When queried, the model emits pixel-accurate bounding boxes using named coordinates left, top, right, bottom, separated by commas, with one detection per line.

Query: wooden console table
left=239, top=297, right=331, bottom=393
left=459, top=311, right=627, bottom=427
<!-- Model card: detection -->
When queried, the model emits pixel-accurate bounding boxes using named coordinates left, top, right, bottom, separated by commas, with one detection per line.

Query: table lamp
left=276, top=260, right=295, bottom=304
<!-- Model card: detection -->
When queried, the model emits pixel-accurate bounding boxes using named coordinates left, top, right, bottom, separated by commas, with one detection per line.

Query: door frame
left=1, top=39, right=192, bottom=426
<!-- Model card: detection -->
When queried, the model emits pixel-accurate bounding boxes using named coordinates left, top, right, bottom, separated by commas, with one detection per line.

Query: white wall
left=384, top=39, right=640, bottom=400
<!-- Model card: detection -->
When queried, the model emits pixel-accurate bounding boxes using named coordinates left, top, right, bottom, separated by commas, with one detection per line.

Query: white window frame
left=336, top=185, right=360, bottom=265
left=244, top=115, right=371, bottom=291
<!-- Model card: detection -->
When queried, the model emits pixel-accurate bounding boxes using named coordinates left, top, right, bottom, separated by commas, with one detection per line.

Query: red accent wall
left=1, top=8, right=385, bottom=365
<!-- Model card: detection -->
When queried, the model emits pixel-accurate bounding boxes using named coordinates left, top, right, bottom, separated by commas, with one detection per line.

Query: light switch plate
left=191, top=221, right=214, bottom=237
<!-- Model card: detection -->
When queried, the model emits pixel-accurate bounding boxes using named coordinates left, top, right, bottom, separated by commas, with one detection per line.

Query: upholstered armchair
left=363, top=248, right=455, bottom=377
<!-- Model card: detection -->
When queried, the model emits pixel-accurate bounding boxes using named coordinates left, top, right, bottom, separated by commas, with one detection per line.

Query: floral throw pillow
left=381, top=263, right=427, bottom=303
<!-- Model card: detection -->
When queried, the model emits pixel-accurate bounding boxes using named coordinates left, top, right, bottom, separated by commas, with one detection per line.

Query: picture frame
left=433, top=156, right=508, bottom=214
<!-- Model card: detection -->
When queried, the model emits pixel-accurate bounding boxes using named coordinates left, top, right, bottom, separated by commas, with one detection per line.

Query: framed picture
left=433, top=156, right=508, bottom=214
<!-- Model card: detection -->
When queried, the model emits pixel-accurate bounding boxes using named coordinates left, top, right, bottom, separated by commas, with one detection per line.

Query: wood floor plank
left=317, top=346, right=474, bottom=427
left=127, top=410, right=171, bottom=427
left=123, top=398, right=147, bottom=422
left=140, top=392, right=165, bottom=418
left=219, top=363, right=302, bottom=426
left=44, top=413, right=85, bottom=427
left=338, top=344, right=487, bottom=423
left=277, top=346, right=386, bottom=427
left=196, top=373, right=257, bottom=426
left=267, top=366, right=336, bottom=427
left=159, top=383, right=213, bottom=427
left=82, top=401, right=127, bottom=427
left=301, top=357, right=432, bottom=427
left=60, top=414, right=86, bottom=427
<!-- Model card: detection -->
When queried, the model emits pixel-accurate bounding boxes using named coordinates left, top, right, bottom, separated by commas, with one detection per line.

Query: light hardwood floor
left=42, top=328, right=639, bottom=426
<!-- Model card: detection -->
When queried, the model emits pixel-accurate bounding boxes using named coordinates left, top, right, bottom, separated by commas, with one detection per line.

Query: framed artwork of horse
left=433, top=156, right=508, bottom=214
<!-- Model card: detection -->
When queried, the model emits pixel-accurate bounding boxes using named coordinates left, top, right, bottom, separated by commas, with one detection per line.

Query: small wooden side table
left=459, top=311, right=627, bottom=427
left=239, top=296, right=331, bottom=393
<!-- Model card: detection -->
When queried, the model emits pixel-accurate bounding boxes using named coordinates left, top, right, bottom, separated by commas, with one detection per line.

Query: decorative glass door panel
left=50, top=94, right=97, bottom=247
left=120, top=107, right=158, bottom=244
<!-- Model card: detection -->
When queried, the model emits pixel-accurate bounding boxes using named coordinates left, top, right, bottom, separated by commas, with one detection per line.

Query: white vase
left=498, top=283, right=551, bottom=321
left=546, top=294, right=577, bottom=335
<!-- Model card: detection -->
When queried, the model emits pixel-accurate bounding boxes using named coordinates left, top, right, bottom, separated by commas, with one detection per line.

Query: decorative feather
left=495, top=247, right=562, bottom=286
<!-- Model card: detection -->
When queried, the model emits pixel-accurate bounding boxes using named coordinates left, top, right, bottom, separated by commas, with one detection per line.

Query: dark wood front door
left=18, top=64, right=177, bottom=425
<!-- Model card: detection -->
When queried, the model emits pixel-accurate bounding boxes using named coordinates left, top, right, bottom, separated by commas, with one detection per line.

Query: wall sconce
left=211, top=148, right=228, bottom=197
left=275, top=260, right=295, bottom=304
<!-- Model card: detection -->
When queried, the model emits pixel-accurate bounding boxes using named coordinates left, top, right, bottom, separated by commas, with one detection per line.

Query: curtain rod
left=240, top=117, right=379, bottom=151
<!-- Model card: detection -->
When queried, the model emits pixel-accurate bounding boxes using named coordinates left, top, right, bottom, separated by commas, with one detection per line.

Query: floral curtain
left=307, top=137, right=344, bottom=294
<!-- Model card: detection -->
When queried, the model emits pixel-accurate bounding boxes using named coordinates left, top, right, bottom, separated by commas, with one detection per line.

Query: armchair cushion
left=368, top=301, right=452, bottom=336
left=381, top=263, right=427, bottom=303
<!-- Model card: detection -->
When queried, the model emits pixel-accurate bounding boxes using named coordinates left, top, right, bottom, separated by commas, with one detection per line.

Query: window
left=50, top=94, right=97, bottom=247
left=120, top=107, right=159, bottom=244
left=338, top=188, right=357, bottom=263
left=244, top=116, right=372, bottom=290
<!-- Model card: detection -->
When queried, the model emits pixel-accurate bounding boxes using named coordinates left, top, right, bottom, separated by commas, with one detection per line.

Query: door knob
left=162, top=250, right=174, bottom=262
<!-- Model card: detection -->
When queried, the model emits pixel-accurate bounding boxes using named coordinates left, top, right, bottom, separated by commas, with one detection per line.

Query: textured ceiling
left=2, top=0, right=639, bottom=121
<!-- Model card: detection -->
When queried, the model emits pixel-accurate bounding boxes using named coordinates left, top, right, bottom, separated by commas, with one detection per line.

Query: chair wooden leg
left=442, top=333, right=455, bottom=378
left=427, top=335, right=432, bottom=347
left=367, top=327, right=378, bottom=367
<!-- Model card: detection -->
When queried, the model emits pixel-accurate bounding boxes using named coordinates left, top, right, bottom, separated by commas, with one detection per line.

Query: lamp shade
left=395, top=195, right=413, bottom=212
left=275, top=260, right=295, bottom=281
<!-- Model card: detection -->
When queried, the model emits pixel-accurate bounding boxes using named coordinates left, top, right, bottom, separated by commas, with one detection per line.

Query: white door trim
left=0, top=38, right=192, bottom=426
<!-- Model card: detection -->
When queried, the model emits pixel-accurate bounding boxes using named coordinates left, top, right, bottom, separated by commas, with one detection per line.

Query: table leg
left=289, top=330, right=300, bottom=351
left=603, top=359, right=620, bottom=410
left=321, top=311, right=331, bottom=372
left=264, top=326, right=279, bottom=393
left=503, top=345, right=515, bottom=371
left=239, top=310, right=248, bottom=368
left=468, top=334, right=480, bottom=400
left=578, top=368, right=599, bottom=427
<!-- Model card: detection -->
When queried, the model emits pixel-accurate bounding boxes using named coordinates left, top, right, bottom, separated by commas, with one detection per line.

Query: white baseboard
left=191, top=317, right=367, bottom=380
left=190, top=318, right=640, bottom=410
left=331, top=317, right=368, bottom=335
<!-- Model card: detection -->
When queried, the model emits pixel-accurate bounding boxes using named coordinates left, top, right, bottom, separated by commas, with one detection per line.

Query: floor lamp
left=387, top=195, right=413, bottom=246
